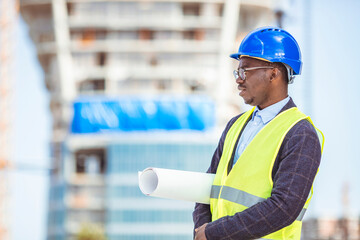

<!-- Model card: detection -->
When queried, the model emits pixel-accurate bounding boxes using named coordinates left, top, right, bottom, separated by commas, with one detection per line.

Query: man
left=193, top=27, right=324, bottom=240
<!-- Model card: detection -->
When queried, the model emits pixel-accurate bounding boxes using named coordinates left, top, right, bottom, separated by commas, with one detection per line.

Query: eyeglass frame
left=233, top=66, right=274, bottom=81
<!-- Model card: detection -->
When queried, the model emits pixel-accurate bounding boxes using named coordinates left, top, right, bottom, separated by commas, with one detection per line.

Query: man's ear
left=270, top=68, right=279, bottom=81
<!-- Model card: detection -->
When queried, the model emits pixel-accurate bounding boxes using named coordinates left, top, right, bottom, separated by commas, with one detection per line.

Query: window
left=66, top=2, right=74, bottom=15
left=97, top=52, right=107, bottom=66
left=75, top=149, right=106, bottom=174
left=78, top=79, right=105, bottom=93
left=139, top=29, right=154, bottom=40
left=182, top=3, right=201, bottom=16
left=183, top=30, right=196, bottom=40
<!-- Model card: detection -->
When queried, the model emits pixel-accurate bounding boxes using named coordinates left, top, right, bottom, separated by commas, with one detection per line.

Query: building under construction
left=18, top=1, right=279, bottom=239
left=302, top=217, right=360, bottom=240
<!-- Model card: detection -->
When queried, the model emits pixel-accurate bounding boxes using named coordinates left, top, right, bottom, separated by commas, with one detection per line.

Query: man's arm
left=204, top=120, right=322, bottom=239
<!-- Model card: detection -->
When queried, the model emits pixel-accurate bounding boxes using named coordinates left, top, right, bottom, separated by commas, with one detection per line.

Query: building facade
left=302, top=217, right=360, bottom=240
left=19, top=0, right=278, bottom=239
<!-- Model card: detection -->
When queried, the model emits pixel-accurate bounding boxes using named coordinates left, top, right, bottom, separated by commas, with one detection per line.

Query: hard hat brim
left=230, top=53, right=240, bottom=60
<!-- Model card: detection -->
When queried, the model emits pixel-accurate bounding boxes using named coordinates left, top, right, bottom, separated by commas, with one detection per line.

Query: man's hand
left=194, top=223, right=208, bottom=240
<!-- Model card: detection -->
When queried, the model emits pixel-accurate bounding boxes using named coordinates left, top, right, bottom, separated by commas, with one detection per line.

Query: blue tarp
left=71, top=96, right=215, bottom=133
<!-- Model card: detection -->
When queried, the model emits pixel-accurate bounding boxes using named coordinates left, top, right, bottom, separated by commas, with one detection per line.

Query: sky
left=11, top=17, right=50, bottom=240
left=309, top=0, right=360, bottom=217
left=10, top=0, right=360, bottom=239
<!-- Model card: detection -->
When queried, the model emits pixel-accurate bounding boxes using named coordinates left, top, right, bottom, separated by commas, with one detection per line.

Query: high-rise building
left=302, top=217, right=360, bottom=240
left=19, top=1, right=279, bottom=239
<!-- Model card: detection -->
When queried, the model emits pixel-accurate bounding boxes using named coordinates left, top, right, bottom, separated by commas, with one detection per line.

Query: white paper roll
left=138, top=167, right=215, bottom=204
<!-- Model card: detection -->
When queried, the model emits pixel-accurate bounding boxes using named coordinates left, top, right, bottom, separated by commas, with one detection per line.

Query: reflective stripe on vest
left=210, top=185, right=307, bottom=221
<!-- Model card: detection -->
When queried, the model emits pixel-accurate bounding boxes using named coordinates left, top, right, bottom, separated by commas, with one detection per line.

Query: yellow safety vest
left=210, top=107, right=324, bottom=240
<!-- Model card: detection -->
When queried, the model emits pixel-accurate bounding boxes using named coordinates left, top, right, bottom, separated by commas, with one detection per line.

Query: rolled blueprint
left=138, top=167, right=215, bottom=204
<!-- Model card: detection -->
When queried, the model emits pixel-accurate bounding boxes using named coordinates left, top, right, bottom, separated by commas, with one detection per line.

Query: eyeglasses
left=233, top=66, right=274, bottom=81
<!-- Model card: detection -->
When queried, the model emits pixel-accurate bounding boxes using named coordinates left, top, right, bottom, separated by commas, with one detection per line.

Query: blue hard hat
left=230, top=27, right=302, bottom=75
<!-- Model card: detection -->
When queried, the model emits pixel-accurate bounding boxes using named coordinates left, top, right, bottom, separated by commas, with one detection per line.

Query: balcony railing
left=71, top=39, right=219, bottom=53
left=68, top=173, right=105, bottom=186
left=68, top=15, right=222, bottom=30
left=65, top=193, right=105, bottom=210
left=19, top=0, right=51, bottom=7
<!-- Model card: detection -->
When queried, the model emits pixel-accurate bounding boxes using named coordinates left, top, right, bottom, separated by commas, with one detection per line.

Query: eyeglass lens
left=235, top=69, right=245, bottom=80
left=239, top=69, right=245, bottom=80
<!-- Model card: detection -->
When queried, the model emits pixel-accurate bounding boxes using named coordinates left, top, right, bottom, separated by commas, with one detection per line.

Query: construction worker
left=193, top=27, right=324, bottom=240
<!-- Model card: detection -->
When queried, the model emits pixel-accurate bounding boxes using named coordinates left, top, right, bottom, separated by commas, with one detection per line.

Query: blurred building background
left=18, top=0, right=278, bottom=239
left=3, top=0, right=358, bottom=239
left=302, top=217, right=360, bottom=240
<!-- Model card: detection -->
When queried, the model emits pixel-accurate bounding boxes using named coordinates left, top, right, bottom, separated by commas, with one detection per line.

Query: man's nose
left=236, top=78, right=245, bottom=84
